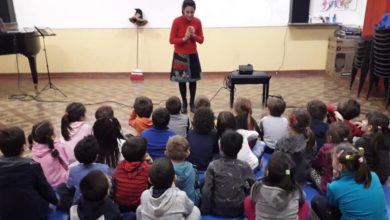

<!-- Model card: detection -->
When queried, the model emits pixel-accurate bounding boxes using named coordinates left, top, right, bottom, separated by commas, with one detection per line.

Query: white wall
left=13, top=0, right=291, bottom=28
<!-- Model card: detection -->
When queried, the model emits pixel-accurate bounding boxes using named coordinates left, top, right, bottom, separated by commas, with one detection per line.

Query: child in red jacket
left=113, top=136, right=151, bottom=212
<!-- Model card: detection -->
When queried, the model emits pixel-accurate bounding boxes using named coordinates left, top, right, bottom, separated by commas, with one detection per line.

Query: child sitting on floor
left=136, top=158, right=201, bottom=219
left=201, top=130, right=256, bottom=217
left=67, top=135, right=112, bottom=202
left=247, top=151, right=305, bottom=220
left=166, top=96, right=189, bottom=137
left=355, top=112, right=390, bottom=184
left=29, top=120, right=69, bottom=188
left=141, top=108, right=176, bottom=160
left=0, top=127, right=59, bottom=220
left=129, top=96, right=153, bottom=135
left=61, top=102, right=92, bottom=164
left=275, top=109, right=316, bottom=185
left=70, top=170, right=122, bottom=220
left=307, top=99, right=329, bottom=152
left=311, top=122, right=350, bottom=193
left=259, top=95, right=288, bottom=154
left=113, top=136, right=151, bottom=213
left=187, top=107, right=219, bottom=171
left=165, top=135, right=200, bottom=206
left=311, top=144, right=388, bottom=220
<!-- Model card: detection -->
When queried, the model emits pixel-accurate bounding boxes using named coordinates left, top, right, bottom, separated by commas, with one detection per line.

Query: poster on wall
left=321, top=0, right=358, bottom=11
left=310, top=0, right=367, bottom=26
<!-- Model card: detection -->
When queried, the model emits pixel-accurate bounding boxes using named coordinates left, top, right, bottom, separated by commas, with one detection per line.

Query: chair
left=366, top=28, right=390, bottom=105
left=350, top=38, right=372, bottom=96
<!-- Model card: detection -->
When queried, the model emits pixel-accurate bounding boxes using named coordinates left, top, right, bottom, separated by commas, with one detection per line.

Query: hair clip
left=345, top=155, right=352, bottom=160
left=337, top=149, right=344, bottom=158
left=285, top=169, right=290, bottom=175
left=358, top=156, right=364, bottom=163
left=64, top=112, right=69, bottom=116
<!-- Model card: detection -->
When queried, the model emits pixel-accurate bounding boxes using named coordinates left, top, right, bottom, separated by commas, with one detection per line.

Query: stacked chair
left=350, top=37, right=372, bottom=97
left=366, top=28, right=390, bottom=107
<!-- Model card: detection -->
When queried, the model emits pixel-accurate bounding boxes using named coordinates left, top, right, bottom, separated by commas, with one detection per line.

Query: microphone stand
left=34, top=26, right=66, bottom=98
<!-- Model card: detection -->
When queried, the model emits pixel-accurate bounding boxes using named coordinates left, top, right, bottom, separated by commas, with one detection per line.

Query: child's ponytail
left=368, top=112, right=390, bottom=162
left=61, top=102, right=87, bottom=141
left=30, top=121, right=59, bottom=159
left=334, top=144, right=372, bottom=188
left=47, top=134, right=59, bottom=158
left=305, top=127, right=316, bottom=153
left=289, top=109, right=315, bottom=152
left=61, top=113, right=70, bottom=141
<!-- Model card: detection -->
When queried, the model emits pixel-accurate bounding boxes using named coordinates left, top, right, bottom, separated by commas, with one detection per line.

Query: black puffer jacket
left=0, top=156, right=58, bottom=220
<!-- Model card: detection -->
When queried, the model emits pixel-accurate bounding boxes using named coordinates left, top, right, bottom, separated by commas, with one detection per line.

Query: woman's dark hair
left=217, top=111, right=236, bottom=138
left=334, top=143, right=371, bottom=188
left=193, top=107, right=214, bottom=134
left=367, top=112, right=390, bottom=163
left=327, top=122, right=351, bottom=144
left=263, top=151, right=298, bottom=192
left=93, top=117, right=123, bottom=168
left=288, top=108, right=315, bottom=152
left=182, top=0, right=196, bottom=13
left=28, top=120, right=59, bottom=158
left=61, top=102, right=86, bottom=141
left=165, top=96, right=182, bottom=115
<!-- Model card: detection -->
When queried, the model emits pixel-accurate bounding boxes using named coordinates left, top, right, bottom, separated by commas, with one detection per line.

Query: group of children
left=0, top=94, right=389, bottom=220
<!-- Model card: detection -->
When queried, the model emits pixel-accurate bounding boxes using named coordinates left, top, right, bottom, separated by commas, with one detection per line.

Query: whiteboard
left=13, top=0, right=291, bottom=28
left=309, top=0, right=367, bottom=26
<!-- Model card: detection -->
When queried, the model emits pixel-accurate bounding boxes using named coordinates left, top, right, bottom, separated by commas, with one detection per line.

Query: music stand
left=34, top=26, right=67, bottom=97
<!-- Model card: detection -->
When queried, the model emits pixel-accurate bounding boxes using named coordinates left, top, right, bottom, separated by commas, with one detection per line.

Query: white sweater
left=236, top=129, right=259, bottom=170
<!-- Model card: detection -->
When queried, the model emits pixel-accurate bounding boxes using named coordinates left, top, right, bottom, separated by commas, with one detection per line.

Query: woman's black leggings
left=179, top=82, right=196, bottom=105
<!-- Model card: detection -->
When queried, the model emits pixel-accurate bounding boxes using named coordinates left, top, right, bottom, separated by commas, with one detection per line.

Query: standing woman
left=170, top=0, right=204, bottom=114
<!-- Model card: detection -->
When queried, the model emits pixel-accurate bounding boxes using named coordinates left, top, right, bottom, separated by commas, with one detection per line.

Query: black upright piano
left=0, top=31, right=41, bottom=87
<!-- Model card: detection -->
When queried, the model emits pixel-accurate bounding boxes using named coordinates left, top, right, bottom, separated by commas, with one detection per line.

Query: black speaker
left=0, top=0, right=17, bottom=23
left=289, top=0, right=310, bottom=23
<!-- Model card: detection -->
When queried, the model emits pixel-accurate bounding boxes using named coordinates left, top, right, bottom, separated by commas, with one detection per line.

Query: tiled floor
left=0, top=72, right=388, bottom=141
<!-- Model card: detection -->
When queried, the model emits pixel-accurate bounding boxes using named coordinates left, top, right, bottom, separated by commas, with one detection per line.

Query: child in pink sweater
left=29, top=120, right=69, bottom=187
left=60, top=102, right=92, bottom=164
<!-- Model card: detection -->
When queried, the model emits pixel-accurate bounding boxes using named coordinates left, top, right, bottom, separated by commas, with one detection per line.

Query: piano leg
left=27, top=55, right=38, bottom=89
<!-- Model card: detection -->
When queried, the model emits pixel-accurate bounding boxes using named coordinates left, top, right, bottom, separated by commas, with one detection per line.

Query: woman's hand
left=188, top=26, right=195, bottom=35
left=182, top=31, right=191, bottom=41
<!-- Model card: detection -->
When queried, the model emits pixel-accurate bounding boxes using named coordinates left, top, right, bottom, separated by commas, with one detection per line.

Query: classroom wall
left=0, top=26, right=336, bottom=74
